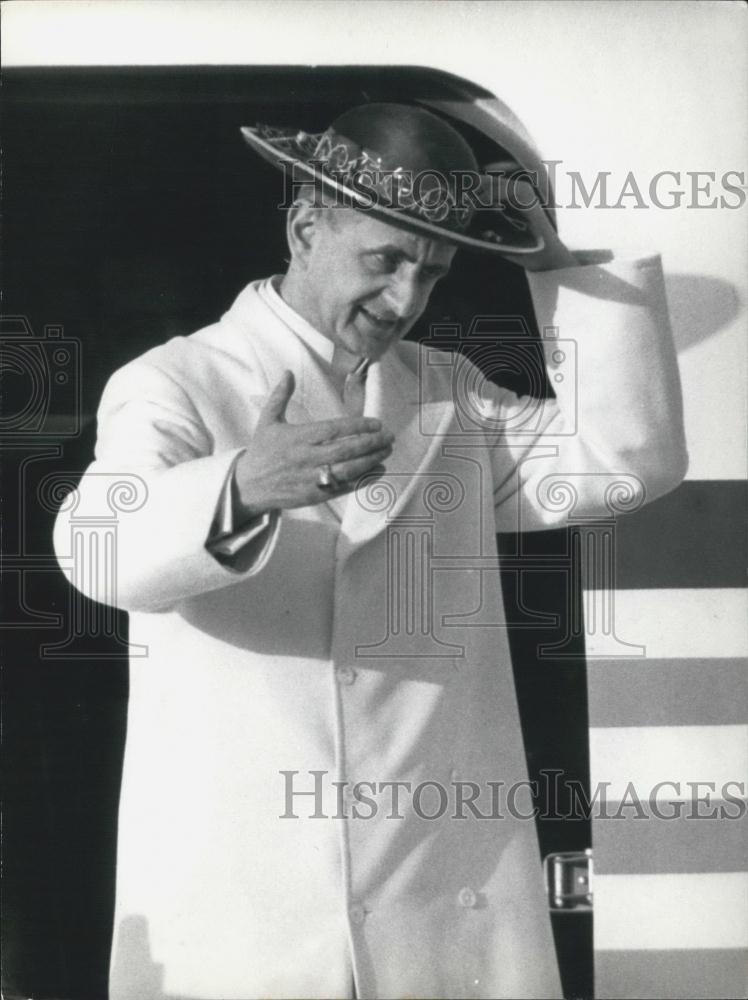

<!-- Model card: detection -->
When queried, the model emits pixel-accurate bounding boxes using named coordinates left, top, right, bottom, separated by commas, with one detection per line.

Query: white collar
left=257, top=274, right=336, bottom=365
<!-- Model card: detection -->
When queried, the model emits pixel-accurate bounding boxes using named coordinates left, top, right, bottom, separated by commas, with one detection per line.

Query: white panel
left=594, top=872, right=748, bottom=951
left=679, top=325, right=748, bottom=480
left=591, top=589, right=748, bottom=660
left=3, top=3, right=747, bottom=480
left=589, top=724, right=748, bottom=802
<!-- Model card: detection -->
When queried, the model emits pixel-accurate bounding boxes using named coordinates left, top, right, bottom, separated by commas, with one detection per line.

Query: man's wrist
left=231, top=472, right=272, bottom=527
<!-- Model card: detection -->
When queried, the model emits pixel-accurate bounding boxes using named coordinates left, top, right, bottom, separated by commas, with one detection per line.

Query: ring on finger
left=317, top=463, right=343, bottom=491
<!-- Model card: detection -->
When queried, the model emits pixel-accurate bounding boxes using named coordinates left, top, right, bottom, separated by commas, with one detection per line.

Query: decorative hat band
left=242, top=103, right=545, bottom=254
left=255, top=123, right=474, bottom=232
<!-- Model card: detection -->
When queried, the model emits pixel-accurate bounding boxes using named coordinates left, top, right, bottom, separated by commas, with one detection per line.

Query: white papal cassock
left=55, top=256, right=687, bottom=999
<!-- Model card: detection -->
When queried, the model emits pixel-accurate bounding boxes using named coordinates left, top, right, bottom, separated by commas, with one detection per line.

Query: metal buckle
left=544, top=848, right=593, bottom=912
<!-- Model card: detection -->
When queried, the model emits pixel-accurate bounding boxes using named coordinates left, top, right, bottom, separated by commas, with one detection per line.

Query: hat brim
left=239, top=126, right=544, bottom=256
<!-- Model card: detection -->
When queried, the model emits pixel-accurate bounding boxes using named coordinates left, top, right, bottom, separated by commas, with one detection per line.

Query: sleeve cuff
left=205, top=450, right=280, bottom=568
left=208, top=511, right=274, bottom=558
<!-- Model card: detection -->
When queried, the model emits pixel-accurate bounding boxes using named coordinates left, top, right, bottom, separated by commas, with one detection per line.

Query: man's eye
left=366, top=253, right=396, bottom=273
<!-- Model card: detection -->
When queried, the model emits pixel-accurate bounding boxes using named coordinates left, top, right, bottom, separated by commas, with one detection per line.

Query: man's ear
left=286, top=200, right=320, bottom=267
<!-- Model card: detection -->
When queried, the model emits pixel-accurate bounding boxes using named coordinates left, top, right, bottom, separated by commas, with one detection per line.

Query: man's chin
left=362, top=337, right=389, bottom=359
left=365, top=336, right=404, bottom=361
left=349, top=322, right=405, bottom=360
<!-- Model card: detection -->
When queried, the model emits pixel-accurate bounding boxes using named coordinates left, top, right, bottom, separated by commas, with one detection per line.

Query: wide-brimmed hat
left=239, top=102, right=544, bottom=255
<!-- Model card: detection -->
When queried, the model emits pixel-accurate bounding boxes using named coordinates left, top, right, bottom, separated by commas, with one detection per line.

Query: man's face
left=301, top=209, right=457, bottom=361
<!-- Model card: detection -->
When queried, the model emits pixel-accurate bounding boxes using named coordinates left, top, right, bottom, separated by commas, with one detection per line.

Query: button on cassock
left=457, top=886, right=478, bottom=908
left=335, top=665, right=357, bottom=686
left=349, top=902, right=366, bottom=925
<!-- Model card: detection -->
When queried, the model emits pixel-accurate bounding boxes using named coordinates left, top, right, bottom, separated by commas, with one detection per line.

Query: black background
left=2, top=66, right=591, bottom=999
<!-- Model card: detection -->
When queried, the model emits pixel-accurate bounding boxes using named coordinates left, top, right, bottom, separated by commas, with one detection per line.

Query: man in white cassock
left=55, top=103, right=688, bottom=1000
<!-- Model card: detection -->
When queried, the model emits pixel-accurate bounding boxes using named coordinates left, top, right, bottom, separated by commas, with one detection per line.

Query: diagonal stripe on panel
left=594, top=948, right=748, bottom=1000
left=588, top=657, right=747, bottom=728
left=588, top=580, right=748, bottom=998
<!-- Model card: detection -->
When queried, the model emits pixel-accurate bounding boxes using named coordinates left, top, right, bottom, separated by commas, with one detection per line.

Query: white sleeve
left=53, top=359, right=282, bottom=612
left=482, top=252, right=689, bottom=533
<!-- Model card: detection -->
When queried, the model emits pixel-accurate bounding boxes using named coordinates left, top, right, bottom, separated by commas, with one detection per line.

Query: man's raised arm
left=483, top=206, right=688, bottom=531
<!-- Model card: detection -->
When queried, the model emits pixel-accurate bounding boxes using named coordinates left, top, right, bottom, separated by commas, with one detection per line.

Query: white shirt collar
left=258, top=274, right=336, bottom=365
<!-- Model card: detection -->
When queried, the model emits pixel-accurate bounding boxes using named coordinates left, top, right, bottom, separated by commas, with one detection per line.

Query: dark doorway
left=2, top=65, right=591, bottom=1000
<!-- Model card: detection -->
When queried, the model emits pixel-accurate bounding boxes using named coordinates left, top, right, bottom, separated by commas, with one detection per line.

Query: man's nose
left=383, top=273, right=422, bottom=320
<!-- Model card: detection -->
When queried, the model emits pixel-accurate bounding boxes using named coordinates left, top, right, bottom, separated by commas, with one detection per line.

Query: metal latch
left=544, top=848, right=593, bottom=912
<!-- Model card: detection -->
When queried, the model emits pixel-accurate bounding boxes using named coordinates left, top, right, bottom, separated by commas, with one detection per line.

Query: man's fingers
left=332, top=448, right=392, bottom=483
left=257, top=371, right=295, bottom=427
left=319, top=430, right=394, bottom=464
left=325, top=465, right=387, bottom=496
left=304, top=415, right=383, bottom=443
